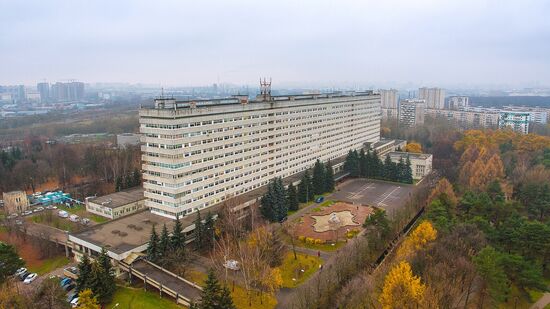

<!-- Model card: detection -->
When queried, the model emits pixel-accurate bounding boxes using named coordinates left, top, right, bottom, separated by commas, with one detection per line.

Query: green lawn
left=297, top=240, right=346, bottom=252
left=108, top=286, right=184, bottom=309
left=184, top=269, right=277, bottom=309
left=31, top=213, right=77, bottom=232
left=28, top=256, right=70, bottom=275
left=57, top=204, right=108, bottom=223
left=280, top=252, right=323, bottom=288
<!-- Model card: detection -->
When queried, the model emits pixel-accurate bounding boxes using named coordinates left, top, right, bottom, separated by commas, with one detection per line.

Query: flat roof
left=389, top=151, right=432, bottom=160
left=88, top=187, right=144, bottom=209
left=146, top=91, right=376, bottom=110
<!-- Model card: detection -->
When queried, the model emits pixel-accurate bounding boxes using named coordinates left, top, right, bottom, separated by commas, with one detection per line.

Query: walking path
left=530, top=292, right=550, bottom=309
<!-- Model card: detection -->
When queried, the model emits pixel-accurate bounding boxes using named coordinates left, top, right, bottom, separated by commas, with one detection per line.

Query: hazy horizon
left=1, top=0, right=550, bottom=88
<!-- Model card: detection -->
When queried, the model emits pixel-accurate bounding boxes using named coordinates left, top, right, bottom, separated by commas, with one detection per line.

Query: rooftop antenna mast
left=260, top=77, right=272, bottom=101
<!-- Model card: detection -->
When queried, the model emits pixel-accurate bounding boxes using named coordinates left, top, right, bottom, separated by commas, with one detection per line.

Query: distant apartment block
left=502, top=106, right=548, bottom=124
left=426, top=107, right=500, bottom=129
left=418, top=87, right=445, bottom=109
left=448, top=96, right=469, bottom=110
left=381, top=108, right=398, bottom=120
left=117, top=133, right=141, bottom=148
left=499, top=111, right=530, bottom=134
left=139, top=92, right=381, bottom=219
left=399, top=99, right=425, bottom=127
left=85, top=187, right=146, bottom=219
left=379, top=89, right=399, bottom=109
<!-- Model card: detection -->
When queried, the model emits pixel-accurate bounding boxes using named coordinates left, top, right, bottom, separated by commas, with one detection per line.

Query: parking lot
left=331, top=178, right=415, bottom=218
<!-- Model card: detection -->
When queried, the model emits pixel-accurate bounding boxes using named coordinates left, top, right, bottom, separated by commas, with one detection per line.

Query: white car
left=35, top=206, right=44, bottom=212
left=14, top=267, right=27, bottom=277
left=69, top=214, right=79, bottom=222
left=70, top=297, right=79, bottom=308
left=7, top=213, right=18, bottom=219
left=58, top=210, right=69, bottom=218
left=22, top=211, right=33, bottom=216
left=23, top=273, right=37, bottom=284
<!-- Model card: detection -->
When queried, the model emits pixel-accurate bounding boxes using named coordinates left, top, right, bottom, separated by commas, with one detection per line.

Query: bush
left=298, top=236, right=306, bottom=242
left=305, top=237, right=315, bottom=244
left=315, top=239, right=324, bottom=244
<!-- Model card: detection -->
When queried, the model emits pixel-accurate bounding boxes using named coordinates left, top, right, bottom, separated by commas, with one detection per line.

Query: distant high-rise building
left=418, top=87, right=445, bottom=109
left=68, top=82, right=85, bottom=101
left=379, top=89, right=399, bottom=108
left=37, top=82, right=50, bottom=102
left=50, top=81, right=85, bottom=102
left=448, top=96, right=469, bottom=110
left=399, top=99, right=425, bottom=127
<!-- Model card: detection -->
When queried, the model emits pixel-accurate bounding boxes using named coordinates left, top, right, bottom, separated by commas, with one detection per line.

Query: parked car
left=69, top=214, right=79, bottom=222
left=66, top=291, right=78, bottom=303
left=81, top=218, right=90, bottom=225
left=315, top=196, right=325, bottom=203
left=60, top=277, right=72, bottom=287
left=70, top=298, right=79, bottom=308
left=34, top=206, right=44, bottom=212
left=23, top=273, right=37, bottom=284
left=14, top=268, right=27, bottom=277
left=7, top=213, right=18, bottom=219
left=64, top=283, right=75, bottom=292
left=58, top=210, right=69, bottom=218
left=19, top=271, right=30, bottom=281
left=22, top=210, right=33, bottom=216
left=15, top=220, right=23, bottom=225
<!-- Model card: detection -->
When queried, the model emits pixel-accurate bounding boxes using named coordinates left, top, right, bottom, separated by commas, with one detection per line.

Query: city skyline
left=1, top=0, right=550, bottom=87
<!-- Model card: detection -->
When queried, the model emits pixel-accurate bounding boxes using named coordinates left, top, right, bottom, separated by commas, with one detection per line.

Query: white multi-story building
left=448, top=96, right=469, bottom=110
left=418, top=87, right=445, bottom=109
left=399, top=99, right=425, bottom=127
left=499, top=111, right=531, bottom=134
left=139, top=92, right=381, bottom=219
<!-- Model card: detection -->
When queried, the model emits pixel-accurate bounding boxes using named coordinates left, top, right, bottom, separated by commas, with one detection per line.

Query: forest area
left=334, top=125, right=550, bottom=308
left=0, top=137, right=142, bottom=198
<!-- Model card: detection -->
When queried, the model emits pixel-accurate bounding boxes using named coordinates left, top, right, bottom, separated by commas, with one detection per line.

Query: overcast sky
left=1, top=0, right=550, bottom=88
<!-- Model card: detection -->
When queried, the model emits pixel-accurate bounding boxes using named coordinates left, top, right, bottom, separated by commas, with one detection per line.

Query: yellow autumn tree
left=76, top=289, right=100, bottom=309
left=379, top=261, right=426, bottom=309
left=405, top=142, right=422, bottom=153
left=397, top=221, right=437, bottom=259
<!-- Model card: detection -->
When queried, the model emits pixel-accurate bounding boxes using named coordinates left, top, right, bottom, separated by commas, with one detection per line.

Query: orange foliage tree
left=406, top=142, right=422, bottom=153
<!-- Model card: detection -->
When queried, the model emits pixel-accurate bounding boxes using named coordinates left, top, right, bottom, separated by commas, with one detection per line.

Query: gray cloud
left=1, top=0, right=549, bottom=87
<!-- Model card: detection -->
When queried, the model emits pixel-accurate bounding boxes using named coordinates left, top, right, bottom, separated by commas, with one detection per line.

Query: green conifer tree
left=147, top=225, right=159, bottom=262
left=194, top=210, right=204, bottom=250
left=76, top=253, right=92, bottom=292
left=158, top=223, right=170, bottom=257
left=324, top=161, right=335, bottom=192
left=286, top=182, right=299, bottom=211
left=171, top=215, right=186, bottom=251
left=312, top=159, right=326, bottom=195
